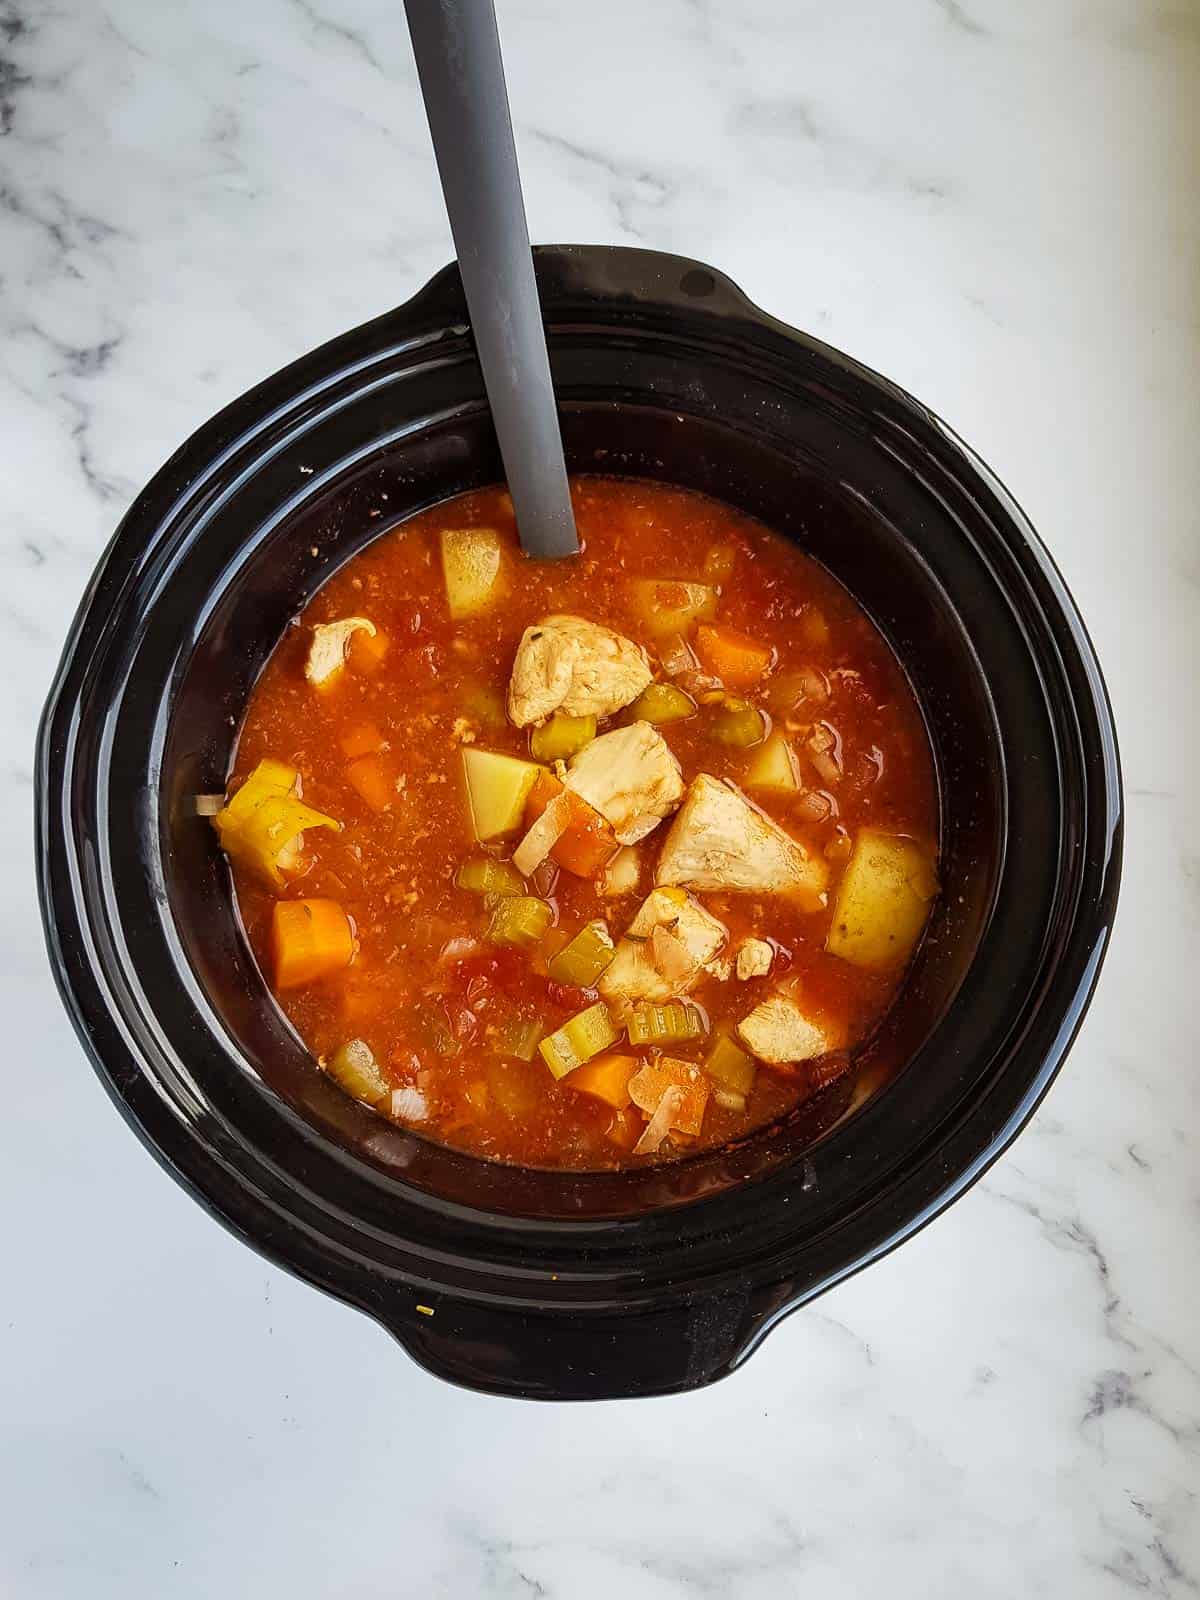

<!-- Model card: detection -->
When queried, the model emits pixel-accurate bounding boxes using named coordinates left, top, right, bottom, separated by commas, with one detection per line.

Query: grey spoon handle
left=404, top=0, right=579, bottom=560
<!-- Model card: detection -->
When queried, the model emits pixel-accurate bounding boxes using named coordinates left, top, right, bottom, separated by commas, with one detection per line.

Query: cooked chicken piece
left=598, top=845, right=641, bottom=898
left=736, top=938, right=774, bottom=980
left=598, top=887, right=727, bottom=1007
left=508, top=615, right=652, bottom=727
left=655, top=774, right=828, bottom=907
left=736, top=994, right=841, bottom=1065
left=565, top=723, right=684, bottom=846
left=705, top=954, right=734, bottom=982
left=305, top=617, right=376, bottom=687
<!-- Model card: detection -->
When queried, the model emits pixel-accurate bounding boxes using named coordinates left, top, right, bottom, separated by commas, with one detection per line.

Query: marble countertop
left=4, top=0, right=1197, bottom=1593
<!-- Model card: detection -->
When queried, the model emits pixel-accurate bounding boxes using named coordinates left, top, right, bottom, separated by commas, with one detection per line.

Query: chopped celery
left=626, top=1000, right=705, bottom=1047
left=456, top=856, right=525, bottom=897
left=708, top=697, right=767, bottom=748
left=486, top=895, right=553, bottom=949
left=547, top=920, right=615, bottom=987
left=417, top=1012, right=461, bottom=1058
left=531, top=713, right=596, bottom=762
left=462, top=681, right=508, bottom=730
left=539, top=1002, right=621, bottom=1080
left=703, top=1031, right=757, bottom=1096
left=626, top=682, right=696, bottom=726
left=324, top=1038, right=389, bottom=1104
left=491, top=1014, right=544, bottom=1062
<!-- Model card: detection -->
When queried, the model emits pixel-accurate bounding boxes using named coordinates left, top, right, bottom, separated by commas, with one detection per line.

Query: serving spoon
left=404, top=0, right=579, bottom=560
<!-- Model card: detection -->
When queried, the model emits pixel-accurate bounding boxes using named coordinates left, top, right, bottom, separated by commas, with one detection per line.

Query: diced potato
left=456, top=856, right=525, bottom=897
left=626, top=683, right=696, bottom=726
left=745, top=732, right=800, bottom=793
left=462, top=749, right=541, bottom=841
left=485, top=896, right=553, bottom=949
left=324, top=1038, right=389, bottom=1105
left=629, top=578, right=717, bottom=638
left=539, top=1003, right=621, bottom=1080
left=441, top=527, right=507, bottom=619
left=825, top=831, right=939, bottom=969
left=703, top=544, right=737, bottom=585
left=626, top=1000, right=705, bottom=1047
left=547, top=921, right=616, bottom=987
left=531, top=713, right=596, bottom=762
left=567, top=1052, right=638, bottom=1110
left=704, top=1030, right=757, bottom=1096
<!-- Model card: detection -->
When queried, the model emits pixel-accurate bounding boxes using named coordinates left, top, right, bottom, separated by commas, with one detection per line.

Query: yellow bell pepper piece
left=213, top=759, right=339, bottom=886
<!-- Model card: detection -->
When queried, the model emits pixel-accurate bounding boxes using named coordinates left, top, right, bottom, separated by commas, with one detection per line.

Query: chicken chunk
left=655, top=774, right=828, bottom=907
left=565, top=723, right=684, bottom=845
left=736, top=994, right=841, bottom=1065
left=736, top=938, right=774, bottom=980
left=508, top=615, right=652, bottom=727
left=305, top=617, right=376, bottom=688
left=598, top=845, right=641, bottom=898
left=598, top=887, right=727, bottom=1007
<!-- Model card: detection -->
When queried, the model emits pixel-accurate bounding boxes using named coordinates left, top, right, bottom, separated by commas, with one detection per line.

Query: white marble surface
left=3, top=0, right=1197, bottom=1593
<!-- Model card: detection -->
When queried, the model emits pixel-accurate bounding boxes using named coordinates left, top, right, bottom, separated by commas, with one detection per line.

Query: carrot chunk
left=340, top=721, right=386, bottom=759
left=271, top=898, right=355, bottom=989
left=568, top=1052, right=638, bottom=1110
left=524, top=770, right=618, bottom=878
left=694, top=623, right=774, bottom=689
left=345, top=753, right=398, bottom=812
left=347, top=626, right=390, bottom=676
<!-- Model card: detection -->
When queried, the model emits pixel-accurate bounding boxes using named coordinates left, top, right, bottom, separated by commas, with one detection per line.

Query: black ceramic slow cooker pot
left=37, top=246, right=1121, bottom=1400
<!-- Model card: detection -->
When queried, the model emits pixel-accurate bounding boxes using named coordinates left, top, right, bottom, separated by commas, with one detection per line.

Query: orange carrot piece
left=524, top=768, right=562, bottom=824
left=568, top=1052, right=638, bottom=1110
left=347, top=627, right=390, bottom=676
left=605, top=1105, right=644, bottom=1150
left=345, top=753, right=397, bottom=812
left=694, top=623, right=774, bottom=689
left=524, top=771, right=618, bottom=879
left=271, top=898, right=354, bottom=990
left=340, top=720, right=386, bottom=759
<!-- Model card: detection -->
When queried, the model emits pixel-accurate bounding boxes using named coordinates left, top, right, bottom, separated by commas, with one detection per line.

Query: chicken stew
left=212, top=479, right=939, bottom=1169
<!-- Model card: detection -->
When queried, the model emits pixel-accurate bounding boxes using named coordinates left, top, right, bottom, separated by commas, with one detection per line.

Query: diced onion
left=634, top=1086, right=683, bottom=1155
left=512, top=793, right=570, bottom=876
left=193, top=794, right=226, bottom=816
left=795, top=789, right=834, bottom=823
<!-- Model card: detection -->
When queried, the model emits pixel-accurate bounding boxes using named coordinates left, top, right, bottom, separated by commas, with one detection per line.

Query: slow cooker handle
left=375, top=1282, right=761, bottom=1402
